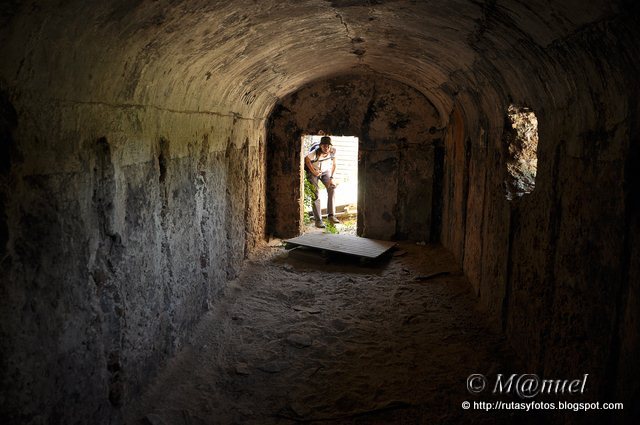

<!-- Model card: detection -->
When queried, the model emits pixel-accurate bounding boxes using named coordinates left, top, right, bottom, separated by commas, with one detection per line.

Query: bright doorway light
left=301, top=134, right=359, bottom=232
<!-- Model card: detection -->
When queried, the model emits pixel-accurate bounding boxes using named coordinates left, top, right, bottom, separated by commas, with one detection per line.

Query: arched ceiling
left=0, top=0, right=623, bottom=123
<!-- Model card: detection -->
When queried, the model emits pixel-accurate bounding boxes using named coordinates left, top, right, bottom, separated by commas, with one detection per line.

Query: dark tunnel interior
left=1, top=0, right=639, bottom=424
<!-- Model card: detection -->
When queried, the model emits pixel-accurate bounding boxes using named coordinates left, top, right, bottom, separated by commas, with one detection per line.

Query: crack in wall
left=335, top=12, right=352, bottom=39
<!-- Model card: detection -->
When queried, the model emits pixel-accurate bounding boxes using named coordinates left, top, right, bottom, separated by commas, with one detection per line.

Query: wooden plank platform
left=284, top=233, right=396, bottom=259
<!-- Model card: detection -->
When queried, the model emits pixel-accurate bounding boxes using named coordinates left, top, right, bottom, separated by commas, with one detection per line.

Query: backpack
left=309, top=142, right=320, bottom=160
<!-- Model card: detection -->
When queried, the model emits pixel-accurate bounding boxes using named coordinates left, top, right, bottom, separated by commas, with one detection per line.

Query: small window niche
left=504, top=105, right=538, bottom=201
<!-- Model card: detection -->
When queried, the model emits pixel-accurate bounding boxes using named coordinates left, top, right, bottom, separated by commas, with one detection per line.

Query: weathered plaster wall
left=0, top=1, right=273, bottom=422
left=0, top=98, right=265, bottom=423
left=267, top=73, right=442, bottom=241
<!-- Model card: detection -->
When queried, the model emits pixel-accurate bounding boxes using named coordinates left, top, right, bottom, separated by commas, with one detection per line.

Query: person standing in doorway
left=305, top=136, right=340, bottom=228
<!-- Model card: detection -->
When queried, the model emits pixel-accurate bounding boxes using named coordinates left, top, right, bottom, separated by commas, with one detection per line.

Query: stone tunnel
left=0, top=0, right=639, bottom=424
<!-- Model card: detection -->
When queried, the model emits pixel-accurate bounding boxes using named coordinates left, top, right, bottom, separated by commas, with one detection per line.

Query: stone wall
left=0, top=95, right=265, bottom=423
left=440, top=13, right=640, bottom=422
left=267, top=73, right=443, bottom=241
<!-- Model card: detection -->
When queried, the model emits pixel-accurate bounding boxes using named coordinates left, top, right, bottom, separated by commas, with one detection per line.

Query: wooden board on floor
left=284, top=233, right=396, bottom=259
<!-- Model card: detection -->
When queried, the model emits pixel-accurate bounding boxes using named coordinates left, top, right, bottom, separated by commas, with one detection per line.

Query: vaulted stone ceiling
left=0, top=0, right=625, bottom=121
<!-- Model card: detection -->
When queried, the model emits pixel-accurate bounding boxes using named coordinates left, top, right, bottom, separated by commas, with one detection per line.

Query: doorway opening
left=301, top=133, right=359, bottom=235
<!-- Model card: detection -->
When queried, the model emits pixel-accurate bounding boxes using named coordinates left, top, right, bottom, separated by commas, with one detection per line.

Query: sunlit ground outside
left=303, top=212, right=358, bottom=235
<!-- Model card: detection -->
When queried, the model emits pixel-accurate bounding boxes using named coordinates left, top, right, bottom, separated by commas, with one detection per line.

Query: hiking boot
left=315, top=220, right=326, bottom=228
left=328, top=215, right=341, bottom=224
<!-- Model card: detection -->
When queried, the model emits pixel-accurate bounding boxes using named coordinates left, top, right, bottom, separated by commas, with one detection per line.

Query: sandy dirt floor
left=134, top=242, right=547, bottom=425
